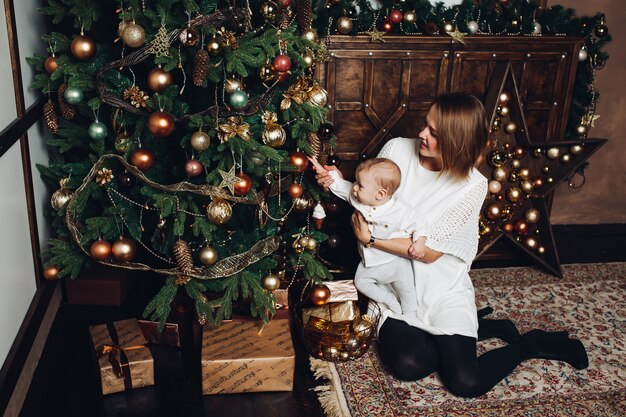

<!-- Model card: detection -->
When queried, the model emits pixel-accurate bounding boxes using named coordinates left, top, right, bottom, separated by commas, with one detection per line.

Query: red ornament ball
left=514, top=219, right=529, bottom=235
left=381, top=19, right=394, bottom=33
left=389, top=10, right=403, bottom=24
left=234, top=172, right=252, bottom=196
left=273, top=54, right=291, bottom=72
left=90, top=239, right=112, bottom=260
left=288, top=183, right=303, bottom=198
left=148, top=111, right=175, bottom=137
left=423, top=22, right=439, bottom=35
left=278, top=0, right=292, bottom=6
left=290, top=150, right=309, bottom=172
left=43, top=265, right=60, bottom=281
left=310, top=284, right=331, bottom=306
left=185, top=159, right=203, bottom=177
left=131, top=148, right=156, bottom=171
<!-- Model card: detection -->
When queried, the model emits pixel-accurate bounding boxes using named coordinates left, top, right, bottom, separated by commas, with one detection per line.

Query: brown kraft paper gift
left=201, top=319, right=295, bottom=395
left=89, top=318, right=154, bottom=395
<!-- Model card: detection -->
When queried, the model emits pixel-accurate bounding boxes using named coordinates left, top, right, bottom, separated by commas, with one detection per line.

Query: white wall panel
left=0, top=143, right=37, bottom=366
left=28, top=122, right=52, bottom=252
left=14, top=0, right=47, bottom=109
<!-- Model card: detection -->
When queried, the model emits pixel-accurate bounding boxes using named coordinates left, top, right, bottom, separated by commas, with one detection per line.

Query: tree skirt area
left=310, top=263, right=626, bottom=417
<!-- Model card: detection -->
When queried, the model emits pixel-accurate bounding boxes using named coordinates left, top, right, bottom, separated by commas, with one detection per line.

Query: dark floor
left=19, top=224, right=626, bottom=417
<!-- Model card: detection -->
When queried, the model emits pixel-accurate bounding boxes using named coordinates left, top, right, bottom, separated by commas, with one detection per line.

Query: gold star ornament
left=447, top=28, right=467, bottom=45
left=366, top=29, right=386, bottom=43
left=218, top=165, right=240, bottom=195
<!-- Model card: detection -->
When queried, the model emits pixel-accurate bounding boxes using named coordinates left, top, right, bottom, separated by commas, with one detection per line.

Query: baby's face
left=353, top=170, right=383, bottom=206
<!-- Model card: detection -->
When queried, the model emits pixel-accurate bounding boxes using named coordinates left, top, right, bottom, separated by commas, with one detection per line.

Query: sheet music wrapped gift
left=89, top=319, right=154, bottom=395
left=201, top=319, right=295, bottom=394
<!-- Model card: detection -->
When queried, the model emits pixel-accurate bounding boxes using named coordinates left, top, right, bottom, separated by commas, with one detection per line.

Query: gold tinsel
left=123, top=86, right=149, bottom=108
left=146, top=25, right=172, bottom=57
left=217, top=116, right=251, bottom=143
left=296, top=0, right=312, bottom=30
left=192, top=49, right=210, bottom=87
left=57, top=84, right=76, bottom=120
left=281, top=77, right=311, bottom=111
left=43, top=99, right=59, bottom=134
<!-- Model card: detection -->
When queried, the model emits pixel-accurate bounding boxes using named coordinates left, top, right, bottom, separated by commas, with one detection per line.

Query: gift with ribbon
left=89, top=318, right=154, bottom=395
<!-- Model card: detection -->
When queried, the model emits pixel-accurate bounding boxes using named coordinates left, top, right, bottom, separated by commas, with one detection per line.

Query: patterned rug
left=311, top=263, right=626, bottom=417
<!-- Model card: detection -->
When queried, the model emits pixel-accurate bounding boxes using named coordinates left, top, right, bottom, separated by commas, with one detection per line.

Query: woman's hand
left=351, top=211, right=371, bottom=245
left=309, top=157, right=342, bottom=190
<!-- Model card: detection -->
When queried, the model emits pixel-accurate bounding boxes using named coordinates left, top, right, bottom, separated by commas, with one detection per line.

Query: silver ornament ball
left=467, top=21, right=479, bottom=35
left=88, top=121, right=108, bottom=139
left=190, top=131, right=211, bottom=151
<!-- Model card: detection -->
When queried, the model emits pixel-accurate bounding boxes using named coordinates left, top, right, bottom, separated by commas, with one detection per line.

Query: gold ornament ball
left=190, top=130, right=211, bottom=151
left=493, top=166, right=508, bottom=182
left=308, top=84, right=328, bottom=107
left=299, top=236, right=311, bottom=248
left=488, top=150, right=507, bottom=167
left=44, top=56, right=58, bottom=73
left=302, top=52, right=315, bottom=68
left=292, top=240, right=305, bottom=254
left=498, top=105, right=510, bottom=116
left=112, top=237, right=137, bottom=262
left=261, top=1, right=279, bottom=20
left=533, top=177, right=544, bottom=188
left=510, top=159, right=521, bottom=170
left=306, top=238, right=318, bottom=251
left=118, top=20, right=129, bottom=37
left=506, top=187, right=523, bottom=203
left=259, top=63, right=276, bottom=82
left=518, top=167, right=530, bottom=180
left=538, top=246, right=546, bottom=254
left=90, top=239, right=112, bottom=261
left=310, top=284, right=331, bottom=306
left=71, top=34, right=96, bottom=60
left=479, top=223, right=491, bottom=236
left=262, top=124, right=286, bottom=148
left=504, top=122, right=517, bottom=134
left=322, top=346, right=339, bottom=361
left=148, top=111, right=175, bottom=137
left=546, top=177, right=554, bottom=183
left=337, top=17, right=353, bottom=34
left=525, top=208, right=540, bottom=223
left=51, top=187, right=72, bottom=211
left=546, top=147, right=560, bottom=160
left=499, top=92, right=510, bottom=103
left=206, top=198, right=232, bottom=224
left=403, top=10, right=417, bottom=24
left=509, top=171, right=520, bottom=182
left=570, top=144, right=584, bottom=155
left=486, top=203, right=501, bottom=220
left=443, top=22, right=454, bottom=32
left=224, top=76, right=245, bottom=94
left=206, top=37, right=223, bottom=56
left=147, top=67, right=173, bottom=92
left=302, top=28, right=319, bottom=43
left=524, top=236, right=539, bottom=250
left=560, top=154, right=571, bottom=164
left=290, top=150, right=309, bottom=172
left=262, top=274, right=281, bottom=291
left=542, top=166, right=550, bottom=174
left=520, top=179, right=534, bottom=194
left=293, top=194, right=313, bottom=213
left=43, top=265, right=60, bottom=281
left=488, top=180, right=502, bottom=194
left=199, top=245, right=219, bottom=265
left=130, top=148, right=156, bottom=171
left=122, top=22, right=146, bottom=48
left=576, top=124, right=588, bottom=136
left=503, top=223, right=514, bottom=233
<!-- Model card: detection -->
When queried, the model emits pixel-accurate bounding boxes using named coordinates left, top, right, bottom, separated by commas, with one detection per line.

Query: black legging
left=378, top=318, right=532, bottom=398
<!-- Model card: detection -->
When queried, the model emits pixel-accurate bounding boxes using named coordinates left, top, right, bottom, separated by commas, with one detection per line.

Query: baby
left=311, top=157, right=426, bottom=316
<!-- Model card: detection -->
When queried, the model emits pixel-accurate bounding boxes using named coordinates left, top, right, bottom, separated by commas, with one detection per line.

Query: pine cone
left=43, top=99, right=59, bottom=134
left=192, top=49, right=210, bottom=87
left=57, top=84, right=76, bottom=120
left=296, top=0, right=312, bottom=30
left=307, top=131, right=322, bottom=160
left=173, top=239, right=194, bottom=275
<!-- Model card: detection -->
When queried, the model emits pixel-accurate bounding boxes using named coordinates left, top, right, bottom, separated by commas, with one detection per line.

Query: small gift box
left=89, top=319, right=154, bottom=395
left=325, top=280, right=359, bottom=303
left=201, top=319, right=295, bottom=395
left=302, top=300, right=358, bottom=324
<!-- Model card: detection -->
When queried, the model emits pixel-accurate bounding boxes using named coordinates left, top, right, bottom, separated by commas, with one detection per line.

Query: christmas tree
left=29, top=0, right=335, bottom=325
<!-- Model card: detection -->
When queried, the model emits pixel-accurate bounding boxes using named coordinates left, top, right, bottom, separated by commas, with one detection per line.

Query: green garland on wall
left=313, top=0, right=610, bottom=140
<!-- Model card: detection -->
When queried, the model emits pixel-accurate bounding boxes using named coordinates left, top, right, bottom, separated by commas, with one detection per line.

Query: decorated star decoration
left=586, top=114, right=600, bottom=127
left=218, top=165, right=240, bottom=195
left=447, top=28, right=467, bottom=45
left=365, top=29, right=386, bottom=43
left=475, top=63, right=606, bottom=277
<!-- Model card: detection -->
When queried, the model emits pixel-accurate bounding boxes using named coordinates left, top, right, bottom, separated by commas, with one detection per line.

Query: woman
left=315, top=93, right=588, bottom=398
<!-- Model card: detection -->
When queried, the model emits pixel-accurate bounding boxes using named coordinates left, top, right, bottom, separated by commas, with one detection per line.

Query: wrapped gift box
left=325, top=280, right=359, bottom=303
left=302, top=300, right=358, bottom=324
left=66, top=265, right=135, bottom=306
left=89, top=319, right=154, bottom=395
left=201, top=319, right=294, bottom=395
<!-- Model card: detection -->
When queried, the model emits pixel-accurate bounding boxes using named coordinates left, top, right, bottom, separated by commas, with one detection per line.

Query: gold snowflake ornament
left=123, top=86, right=149, bottom=108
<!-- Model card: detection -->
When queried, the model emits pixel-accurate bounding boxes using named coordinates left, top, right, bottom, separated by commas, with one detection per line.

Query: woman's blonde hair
left=429, top=93, right=489, bottom=180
